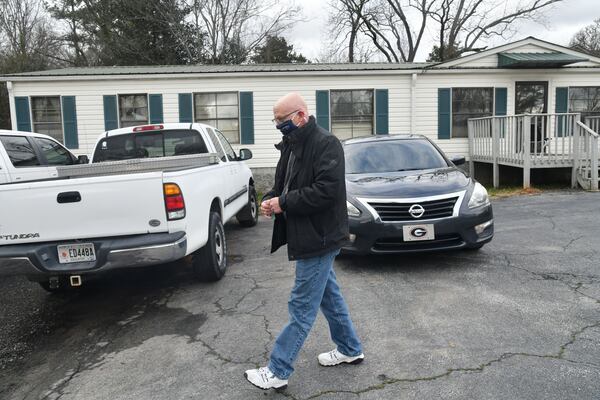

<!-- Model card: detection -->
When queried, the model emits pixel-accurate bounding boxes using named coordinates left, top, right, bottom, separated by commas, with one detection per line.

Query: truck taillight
left=164, top=183, right=185, bottom=220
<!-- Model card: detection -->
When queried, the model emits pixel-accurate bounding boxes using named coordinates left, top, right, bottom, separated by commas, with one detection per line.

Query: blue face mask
left=276, top=118, right=299, bottom=135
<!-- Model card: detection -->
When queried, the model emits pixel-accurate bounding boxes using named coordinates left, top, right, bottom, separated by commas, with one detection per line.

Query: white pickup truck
left=0, top=124, right=258, bottom=292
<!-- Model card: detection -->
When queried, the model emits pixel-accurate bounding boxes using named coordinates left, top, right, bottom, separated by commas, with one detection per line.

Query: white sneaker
left=244, top=366, right=288, bottom=390
left=318, top=348, right=365, bottom=367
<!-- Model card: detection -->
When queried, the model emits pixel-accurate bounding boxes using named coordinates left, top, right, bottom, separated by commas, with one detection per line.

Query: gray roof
left=2, top=62, right=432, bottom=78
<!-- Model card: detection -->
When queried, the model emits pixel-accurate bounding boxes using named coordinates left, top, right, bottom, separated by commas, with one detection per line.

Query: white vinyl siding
left=9, top=65, right=600, bottom=166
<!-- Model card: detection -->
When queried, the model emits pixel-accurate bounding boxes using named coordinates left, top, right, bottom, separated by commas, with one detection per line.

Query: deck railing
left=468, top=113, right=581, bottom=187
left=585, top=116, right=600, bottom=135
left=574, top=121, right=599, bottom=191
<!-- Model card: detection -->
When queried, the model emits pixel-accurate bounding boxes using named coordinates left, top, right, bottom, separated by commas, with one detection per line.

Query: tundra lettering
left=1, top=233, right=41, bottom=241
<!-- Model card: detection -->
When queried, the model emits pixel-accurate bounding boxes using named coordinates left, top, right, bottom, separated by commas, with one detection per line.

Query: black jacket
left=263, top=116, right=349, bottom=261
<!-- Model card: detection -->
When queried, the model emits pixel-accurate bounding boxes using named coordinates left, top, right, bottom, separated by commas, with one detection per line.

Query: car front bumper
left=0, top=232, right=187, bottom=281
left=342, top=205, right=493, bottom=255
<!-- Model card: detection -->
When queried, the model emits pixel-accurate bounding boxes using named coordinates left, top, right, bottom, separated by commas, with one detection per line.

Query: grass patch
left=486, top=184, right=571, bottom=199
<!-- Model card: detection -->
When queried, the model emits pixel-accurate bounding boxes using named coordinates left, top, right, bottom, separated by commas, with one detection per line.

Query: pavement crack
left=503, top=255, right=600, bottom=304
left=303, top=320, right=600, bottom=399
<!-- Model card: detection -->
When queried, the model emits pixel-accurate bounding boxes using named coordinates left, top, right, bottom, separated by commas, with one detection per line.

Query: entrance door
left=515, top=81, right=548, bottom=154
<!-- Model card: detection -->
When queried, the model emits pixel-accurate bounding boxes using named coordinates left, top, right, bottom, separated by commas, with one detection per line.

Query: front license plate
left=403, top=224, right=435, bottom=241
left=57, top=243, right=96, bottom=264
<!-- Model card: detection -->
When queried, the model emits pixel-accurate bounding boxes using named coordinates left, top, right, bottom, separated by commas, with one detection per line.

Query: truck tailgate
left=0, top=172, right=169, bottom=245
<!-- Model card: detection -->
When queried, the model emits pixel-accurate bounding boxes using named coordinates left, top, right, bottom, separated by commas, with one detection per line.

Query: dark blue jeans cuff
left=267, top=361, right=289, bottom=380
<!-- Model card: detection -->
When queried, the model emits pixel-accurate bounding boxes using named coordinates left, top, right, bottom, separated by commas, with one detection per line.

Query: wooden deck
left=468, top=114, right=599, bottom=190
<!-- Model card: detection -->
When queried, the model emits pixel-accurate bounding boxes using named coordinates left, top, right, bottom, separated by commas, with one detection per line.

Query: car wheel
left=236, top=186, right=258, bottom=227
left=192, top=212, right=227, bottom=281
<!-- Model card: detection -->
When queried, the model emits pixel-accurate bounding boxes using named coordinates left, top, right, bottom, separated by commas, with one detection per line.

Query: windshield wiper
left=396, top=168, right=423, bottom=172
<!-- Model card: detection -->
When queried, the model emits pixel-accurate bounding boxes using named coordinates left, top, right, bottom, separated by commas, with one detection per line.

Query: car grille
left=367, top=196, right=459, bottom=222
left=372, top=234, right=464, bottom=252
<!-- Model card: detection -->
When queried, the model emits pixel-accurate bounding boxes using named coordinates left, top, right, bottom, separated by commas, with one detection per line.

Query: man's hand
left=261, top=200, right=273, bottom=217
left=268, top=197, right=283, bottom=214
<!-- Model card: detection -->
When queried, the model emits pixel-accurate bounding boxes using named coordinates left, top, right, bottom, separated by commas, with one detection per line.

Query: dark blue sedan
left=342, top=135, right=493, bottom=254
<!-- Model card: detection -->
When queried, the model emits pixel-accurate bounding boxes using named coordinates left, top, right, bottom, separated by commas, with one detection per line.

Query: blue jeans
left=268, top=249, right=363, bottom=379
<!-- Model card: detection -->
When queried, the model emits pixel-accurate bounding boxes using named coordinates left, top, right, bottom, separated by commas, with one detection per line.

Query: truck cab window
left=206, top=128, right=228, bottom=162
left=33, top=137, right=74, bottom=165
left=214, top=129, right=237, bottom=161
left=0, top=136, right=41, bottom=167
left=93, top=130, right=208, bottom=162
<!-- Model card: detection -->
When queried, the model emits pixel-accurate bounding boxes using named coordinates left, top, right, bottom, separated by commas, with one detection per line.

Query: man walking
left=244, top=93, right=364, bottom=391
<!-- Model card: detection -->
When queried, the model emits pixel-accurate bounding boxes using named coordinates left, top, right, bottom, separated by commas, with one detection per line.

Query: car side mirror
left=450, top=155, right=465, bottom=166
left=238, top=148, right=253, bottom=161
left=77, top=155, right=90, bottom=164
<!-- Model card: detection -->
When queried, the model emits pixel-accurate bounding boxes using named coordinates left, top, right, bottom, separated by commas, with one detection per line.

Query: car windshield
left=344, top=139, right=449, bottom=174
left=93, top=129, right=208, bottom=162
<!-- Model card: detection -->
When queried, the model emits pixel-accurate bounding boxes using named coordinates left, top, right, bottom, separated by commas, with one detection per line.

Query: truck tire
left=192, top=211, right=227, bottom=281
left=236, top=186, right=258, bottom=227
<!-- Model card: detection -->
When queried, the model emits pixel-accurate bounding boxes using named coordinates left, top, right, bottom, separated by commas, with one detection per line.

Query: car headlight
left=347, top=200, right=361, bottom=217
left=468, top=182, right=490, bottom=208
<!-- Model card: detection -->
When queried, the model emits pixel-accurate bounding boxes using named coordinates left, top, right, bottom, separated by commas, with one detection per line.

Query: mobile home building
left=2, top=37, right=600, bottom=186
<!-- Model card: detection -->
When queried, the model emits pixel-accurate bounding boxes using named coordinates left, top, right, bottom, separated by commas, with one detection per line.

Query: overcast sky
left=285, top=0, right=598, bottom=62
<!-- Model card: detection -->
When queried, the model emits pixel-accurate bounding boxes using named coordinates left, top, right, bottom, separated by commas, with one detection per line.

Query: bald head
left=273, top=92, right=309, bottom=127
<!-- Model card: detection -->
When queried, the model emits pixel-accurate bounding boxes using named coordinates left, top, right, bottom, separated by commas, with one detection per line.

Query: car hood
left=346, top=167, right=471, bottom=198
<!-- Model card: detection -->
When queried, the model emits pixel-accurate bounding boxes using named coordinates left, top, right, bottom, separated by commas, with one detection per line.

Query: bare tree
left=570, top=17, right=600, bottom=58
left=188, top=0, right=301, bottom=64
left=430, top=0, right=563, bottom=61
left=0, top=0, right=63, bottom=71
left=327, top=0, right=370, bottom=62
left=330, top=0, right=562, bottom=63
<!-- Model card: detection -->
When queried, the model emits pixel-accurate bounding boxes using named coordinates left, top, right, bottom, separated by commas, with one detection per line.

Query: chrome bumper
left=0, top=232, right=187, bottom=280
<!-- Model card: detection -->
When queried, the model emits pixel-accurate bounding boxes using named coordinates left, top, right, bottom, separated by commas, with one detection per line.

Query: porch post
left=468, top=120, right=475, bottom=178
left=492, top=117, right=500, bottom=188
left=572, top=114, right=581, bottom=189
left=523, top=115, right=531, bottom=188
left=591, top=134, right=599, bottom=191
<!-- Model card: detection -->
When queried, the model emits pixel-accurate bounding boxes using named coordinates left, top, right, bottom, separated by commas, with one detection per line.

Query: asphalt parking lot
left=1, top=191, right=599, bottom=400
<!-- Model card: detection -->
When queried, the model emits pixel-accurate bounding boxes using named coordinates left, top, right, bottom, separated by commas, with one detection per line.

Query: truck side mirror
left=78, top=155, right=90, bottom=164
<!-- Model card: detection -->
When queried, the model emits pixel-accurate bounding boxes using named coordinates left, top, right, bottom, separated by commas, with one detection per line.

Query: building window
left=452, top=88, right=493, bottom=138
left=119, top=94, right=148, bottom=128
left=569, top=87, right=600, bottom=119
left=330, top=89, right=374, bottom=140
left=31, top=97, right=63, bottom=143
left=194, top=92, right=240, bottom=144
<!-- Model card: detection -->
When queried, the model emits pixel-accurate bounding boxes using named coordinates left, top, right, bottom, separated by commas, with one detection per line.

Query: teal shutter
left=103, top=95, right=118, bottom=131
left=61, top=96, right=78, bottom=149
left=149, top=94, right=163, bottom=124
left=375, top=89, right=389, bottom=134
left=15, top=97, right=32, bottom=132
left=316, top=90, right=330, bottom=130
left=239, top=92, right=254, bottom=144
left=438, top=88, right=451, bottom=139
left=178, top=93, right=193, bottom=123
left=495, top=87, right=508, bottom=138
left=556, top=87, right=569, bottom=137
left=494, top=88, right=507, bottom=116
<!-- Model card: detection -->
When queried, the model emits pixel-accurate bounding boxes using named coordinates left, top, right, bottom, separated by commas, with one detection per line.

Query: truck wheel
left=192, top=212, right=227, bottom=281
left=236, top=186, right=258, bottom=227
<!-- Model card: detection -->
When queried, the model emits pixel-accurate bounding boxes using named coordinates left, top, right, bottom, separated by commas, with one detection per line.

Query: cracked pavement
left=0, top=191, right=599, bottom=399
